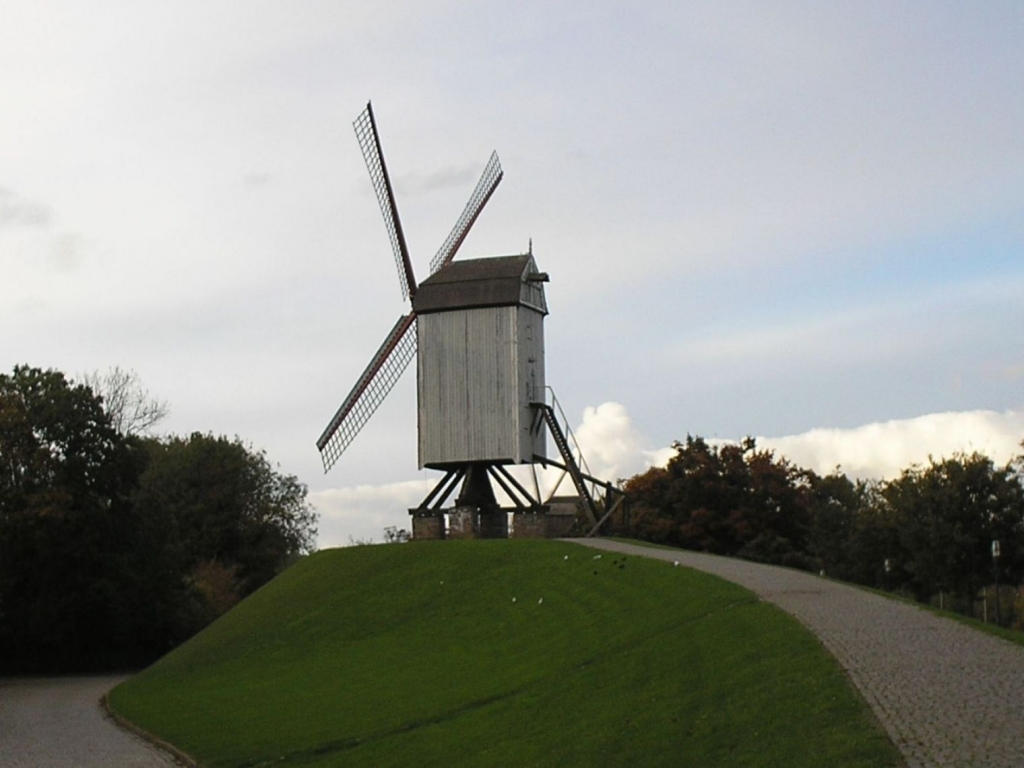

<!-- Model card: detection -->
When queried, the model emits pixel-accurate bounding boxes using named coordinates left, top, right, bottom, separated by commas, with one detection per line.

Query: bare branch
left=82, top=366, right=169, bottom=437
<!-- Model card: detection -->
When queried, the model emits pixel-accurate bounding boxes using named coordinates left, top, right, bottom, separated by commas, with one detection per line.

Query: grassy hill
left=110, top=539, right=900, bottom=767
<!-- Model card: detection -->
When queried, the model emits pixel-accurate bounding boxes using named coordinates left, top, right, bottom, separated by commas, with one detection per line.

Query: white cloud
left=568, top=404, right=1024, bottom=483
left=570, top=405, right=1024, bottom=485
left=309, top=479, right=434, bottom=548
left=759, top=409, right=1024, bottom=480
left=572, top=402, right=673, bottom=480
left=0, top=187, right=52, bottom=228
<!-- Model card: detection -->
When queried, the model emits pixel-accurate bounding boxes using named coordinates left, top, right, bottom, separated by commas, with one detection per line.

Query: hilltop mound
left=110, top=539, right=898, bottom=767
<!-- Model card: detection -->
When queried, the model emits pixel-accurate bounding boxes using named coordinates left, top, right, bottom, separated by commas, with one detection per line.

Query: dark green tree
left=0, top=366, right=320, bottom=671
left=846, top=488, right=908, bottom=591
left=882, top=452, right=1024, bottom=605
left=805, top=472, right=873, bottom=580
left=135, top=433, right=317, bottom=610
left=0, top=365, right=177, bottom=671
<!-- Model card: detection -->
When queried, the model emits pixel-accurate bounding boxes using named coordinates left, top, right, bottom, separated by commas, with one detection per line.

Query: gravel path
left=569, top=538, right=1024, bottom=768
left=0, top=675, right=180, bottom=767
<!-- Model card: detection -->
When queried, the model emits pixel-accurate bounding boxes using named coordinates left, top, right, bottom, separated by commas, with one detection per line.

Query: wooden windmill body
left=414, top=254, right=548, bottom=469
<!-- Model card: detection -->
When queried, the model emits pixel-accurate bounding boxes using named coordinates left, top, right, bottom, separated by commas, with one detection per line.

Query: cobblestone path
left=570, top=538, right=1024, bottom=768
left=0, top=675, right=179, bottom=767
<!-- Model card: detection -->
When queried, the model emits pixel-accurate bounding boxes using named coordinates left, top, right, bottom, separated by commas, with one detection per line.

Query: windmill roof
left=412, top=254, right=548, bottom=315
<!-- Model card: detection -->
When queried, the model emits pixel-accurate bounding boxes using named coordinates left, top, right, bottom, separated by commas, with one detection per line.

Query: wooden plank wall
left=417, top=304, right=546, bottom=467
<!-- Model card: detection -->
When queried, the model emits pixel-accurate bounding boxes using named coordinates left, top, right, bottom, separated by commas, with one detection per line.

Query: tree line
left=0, top=365, right=317, bottom=673
left=612, top=435, right=1024, bottom=627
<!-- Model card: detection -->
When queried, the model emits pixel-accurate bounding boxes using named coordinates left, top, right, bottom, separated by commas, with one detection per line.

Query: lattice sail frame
left=429, top=151, right=503, bottom=275
left=353, top=104, right=416, bottom=301
left=316, top=314, right=417, bottom=471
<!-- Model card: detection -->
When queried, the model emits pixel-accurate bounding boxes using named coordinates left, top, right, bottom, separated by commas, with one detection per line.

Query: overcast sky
left=3, top=2, right=1022, bottom=546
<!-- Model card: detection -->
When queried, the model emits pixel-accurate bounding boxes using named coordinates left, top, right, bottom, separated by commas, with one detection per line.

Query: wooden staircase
left=531, top=390, right=627, bottom=536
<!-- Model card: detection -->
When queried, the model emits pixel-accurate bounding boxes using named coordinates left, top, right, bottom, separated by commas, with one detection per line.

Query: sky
left=2, top=2, right=1022, bottom=547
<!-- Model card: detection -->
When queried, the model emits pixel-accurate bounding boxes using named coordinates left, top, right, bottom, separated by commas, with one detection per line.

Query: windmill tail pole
left=586, top=492, right=627, bottom=538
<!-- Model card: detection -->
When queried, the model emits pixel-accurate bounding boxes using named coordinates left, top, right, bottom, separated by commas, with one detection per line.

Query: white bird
left=512, top=597, right=517, bottom=603
left=673, top=560, right=680, bottom=567
left=563, top=555, right=569, bottom=560
left=538, top=597, right=544, bottom=604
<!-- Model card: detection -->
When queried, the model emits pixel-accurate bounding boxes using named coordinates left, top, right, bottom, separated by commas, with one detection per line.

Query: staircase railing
left=546, top=388, right=592, bottom=475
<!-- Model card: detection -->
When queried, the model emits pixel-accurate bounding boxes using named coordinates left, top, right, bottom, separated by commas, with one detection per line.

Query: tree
left=731, top=441, right=814, bottom=568
left=135, top=433, right=317, bottom=605
left=0, top=365, right=320, bottom=672
left=620, top=464, right=674, bottom=543
left=846, top=488, right=907, bottom=591
left=0, top=365, right=175, bottom=671
left=622, top=436, right=814, bottom=569
left=383, top=526, right=410, bottom=543
left=882, top=452, right=1024, bottom=604
left=82, top=366, right=168, bottom=436
left=806, top=472, right=867, bottom=579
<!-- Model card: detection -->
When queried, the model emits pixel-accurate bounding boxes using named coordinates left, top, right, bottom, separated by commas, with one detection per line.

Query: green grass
left=110, top=540, right=900, bottom=767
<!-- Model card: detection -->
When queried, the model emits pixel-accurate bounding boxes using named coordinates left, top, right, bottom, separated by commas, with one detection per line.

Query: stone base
left=479, top=511, right=509, bottom=539
left=511, top=512, right=547, bottom=538
left=413, top=508, right=572, bottom=540
left=411, top=514, right=444, bottom=540
left=546, top=511, right=577, bottom=538
left=447, top=506, right=479, bottom=539
left=546, top=496, right=583, bottom=537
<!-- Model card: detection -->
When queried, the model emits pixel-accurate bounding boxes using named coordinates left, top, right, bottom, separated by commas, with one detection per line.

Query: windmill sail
left=317, top=313, right=417, bottom=471
left=428, top=151, right=503, bottom=275
left=353, top=102, right=417, bottom=301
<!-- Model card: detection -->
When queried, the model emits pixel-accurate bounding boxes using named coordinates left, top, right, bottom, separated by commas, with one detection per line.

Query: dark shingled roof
left=412, top=254, right=547, bottom=314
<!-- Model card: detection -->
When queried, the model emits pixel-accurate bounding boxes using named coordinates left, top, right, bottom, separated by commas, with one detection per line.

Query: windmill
left=317, top=102, right=625, bottom=539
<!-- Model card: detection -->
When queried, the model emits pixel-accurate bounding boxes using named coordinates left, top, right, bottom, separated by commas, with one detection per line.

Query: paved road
left=570, top=538, right=1024, bottom=768
left=0, top=675, right=179, bottom=767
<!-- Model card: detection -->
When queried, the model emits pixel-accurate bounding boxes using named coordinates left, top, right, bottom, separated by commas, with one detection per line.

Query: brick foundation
left=411, top=514, right=444, bottom=540
left=511, top=512, right=547, bottom=538
left=546, top=511, right=577, bottom=537
left=447, top=506, right=479, bottom=539
left=479, top=511, right=509, bottom=539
